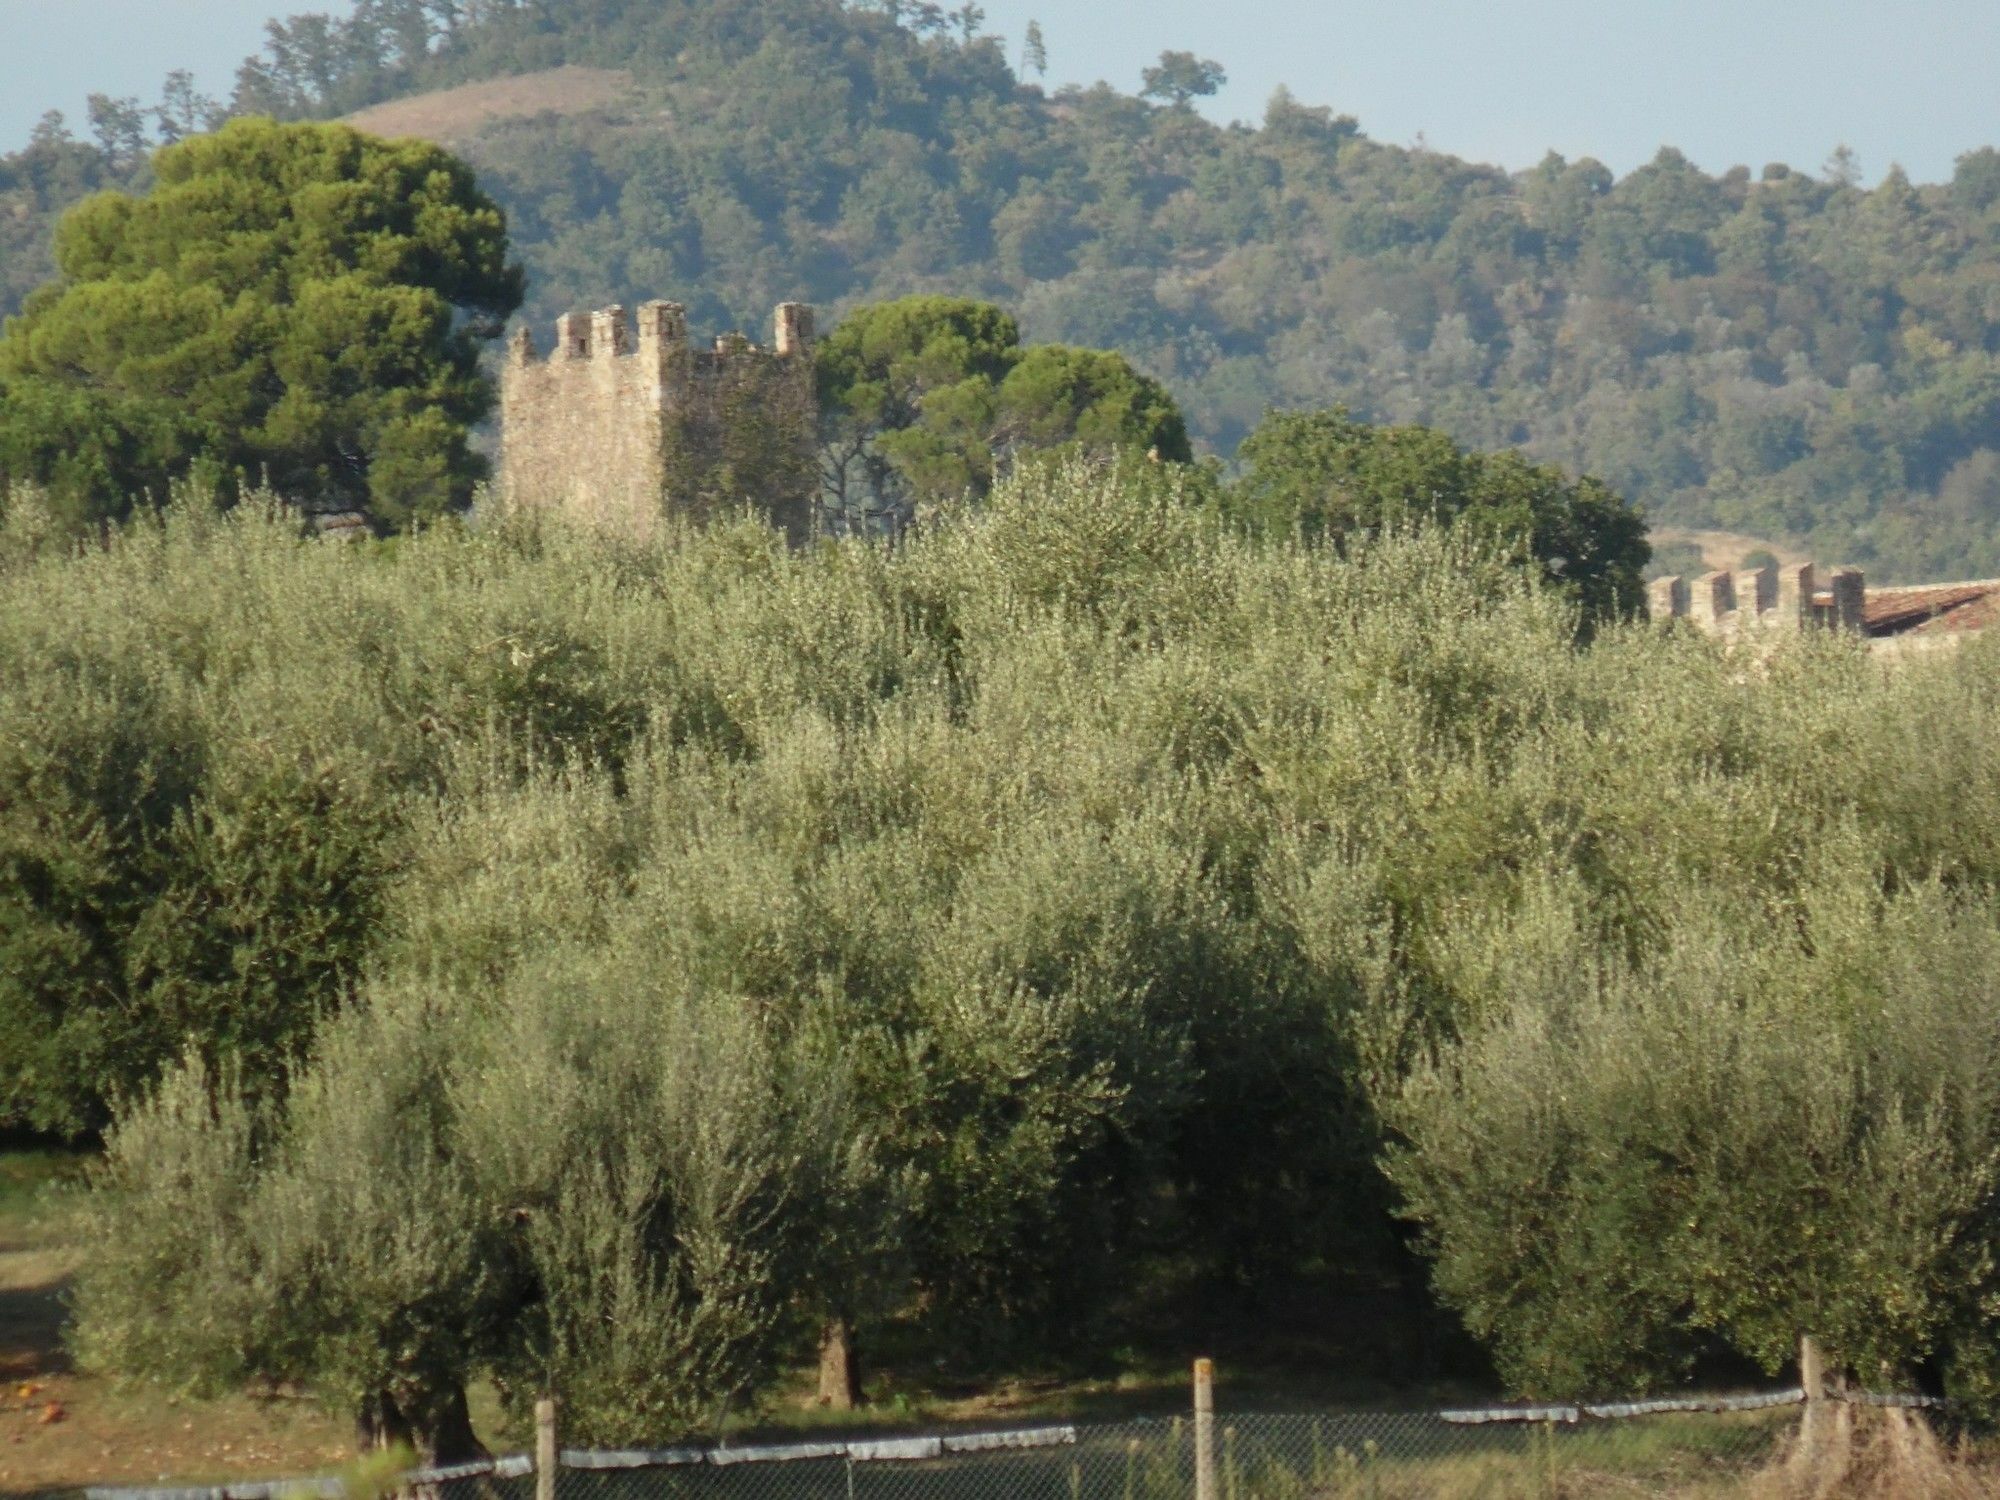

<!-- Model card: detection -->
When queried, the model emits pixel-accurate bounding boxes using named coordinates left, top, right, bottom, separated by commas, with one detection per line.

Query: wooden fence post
left=1799, top=1335, right=1825, bottom=1464
left=1193, top=1358, right=1216, bottom=1500
left=536, top=1397, right=558, bottom=1500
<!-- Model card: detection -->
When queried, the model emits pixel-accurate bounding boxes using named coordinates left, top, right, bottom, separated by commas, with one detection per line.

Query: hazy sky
left=3, top=0, right=1995, bottom=184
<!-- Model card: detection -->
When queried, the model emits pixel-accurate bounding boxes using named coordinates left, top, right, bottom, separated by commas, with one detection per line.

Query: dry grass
left=341, top=66, right=637, bottom=145
left=1648, top=527, right=1811, bottom=573
left=1735, top=1405, right=2000, bottom=1500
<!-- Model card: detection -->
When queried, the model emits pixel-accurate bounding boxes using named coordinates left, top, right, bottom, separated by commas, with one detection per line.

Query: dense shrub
left=30, top=458, right=2000, bottom=1447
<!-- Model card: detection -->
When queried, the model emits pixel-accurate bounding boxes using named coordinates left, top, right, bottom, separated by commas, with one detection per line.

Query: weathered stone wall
left=1648, top=561, right=1866, bottom=635
left=499, top=299, right=816, bottom=542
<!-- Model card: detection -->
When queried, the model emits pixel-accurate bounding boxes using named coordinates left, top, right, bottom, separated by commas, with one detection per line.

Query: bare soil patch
left=342, top=66, right=637, bottom=145
left=0, top=1152, right=356, bottom=1496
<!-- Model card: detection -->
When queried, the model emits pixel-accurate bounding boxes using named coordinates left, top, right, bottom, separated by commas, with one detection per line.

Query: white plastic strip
left=1444, top=1388, right=1809, bottom=1425
left=705, top=1441, right=847, bottom=1467
left=846, top=1437, right=943, bottom=1462
left=405, top=1454, right=534, bottom=1483
left=1852, top=1391, right=1948, bottom=1410
left=1583, top=1390, right=1805, bottom=1419
left=560, top=1448, right=705, bottom=1469
left=1440, top=1404, right=1580, bottom=1425
left=941, top=1426, right=1079, bottom=1454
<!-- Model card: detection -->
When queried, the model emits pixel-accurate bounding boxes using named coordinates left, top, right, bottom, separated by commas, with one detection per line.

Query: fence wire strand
left=408, top=1403, right=1807, bottom=1500
left=102, top=1392, right=1938, bottom=1500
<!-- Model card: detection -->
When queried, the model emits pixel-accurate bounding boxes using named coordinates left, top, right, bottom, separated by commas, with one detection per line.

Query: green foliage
left=817, top=295, right=1187, bottom=529
left=0, top=484, right=648, bottom=1135
left=1231, top=407, right=1650, bottom=624
left=0, top=118, right=522, bottom=531
left=11, top=1, right=2000, bottom=572
left=35, top=451, right=2000, bottom=1441
left=1139, top=52, right=1226, bottom=109
left=1387, top=871, right=2000, bottom=1400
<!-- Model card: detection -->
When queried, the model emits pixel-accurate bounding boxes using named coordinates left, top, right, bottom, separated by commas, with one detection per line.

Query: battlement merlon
left=506, top=301, right=811, bottom=368
left=1828, top=568, right=1865, bottom=631
left=1690, top=569, right=1736, bottom=628
left=775, top=302, right=814, bottom=357
left=591, top=305, right=632, bottom=358
left=1776, top=563, right=1815, bottom=628
left=635, top=300, right=688, bottom=348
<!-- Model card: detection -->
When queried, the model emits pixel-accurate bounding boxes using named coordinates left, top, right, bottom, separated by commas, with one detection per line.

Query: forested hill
left=8, top=0, right=2000, bottom=581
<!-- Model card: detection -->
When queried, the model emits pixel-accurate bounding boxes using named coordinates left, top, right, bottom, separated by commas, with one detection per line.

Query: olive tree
left=1385, top=871, right=2000, bottom=1401
left=72, top=831, right=862, bottom=1459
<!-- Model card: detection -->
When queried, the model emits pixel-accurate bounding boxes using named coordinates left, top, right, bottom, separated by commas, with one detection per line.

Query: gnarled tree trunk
left=355, top=1382, right=488, bottom=1468
left=816, top=1315, right=864, bottom=1409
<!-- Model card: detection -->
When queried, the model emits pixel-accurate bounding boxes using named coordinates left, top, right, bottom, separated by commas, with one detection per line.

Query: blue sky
left=2, top=0, right=1995, bottom=183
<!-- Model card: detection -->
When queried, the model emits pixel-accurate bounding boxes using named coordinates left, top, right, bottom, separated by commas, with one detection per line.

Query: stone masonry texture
left=500, top=299, right=818, bottom=543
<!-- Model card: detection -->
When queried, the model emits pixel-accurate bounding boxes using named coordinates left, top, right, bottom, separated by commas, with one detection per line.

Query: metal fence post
left=1193, top=1358, right=1216, bottom=1500
left=536, top=1397, right=558, bottom=1500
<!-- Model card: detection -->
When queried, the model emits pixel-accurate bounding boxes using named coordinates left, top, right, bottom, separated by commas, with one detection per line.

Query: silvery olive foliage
left=13, top=454, right=2000, bottom=1446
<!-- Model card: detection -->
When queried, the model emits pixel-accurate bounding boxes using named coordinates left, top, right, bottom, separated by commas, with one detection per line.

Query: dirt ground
left=342, top=66, right=637, bottom=145
left=0, top=1154, right=354, bottom=1497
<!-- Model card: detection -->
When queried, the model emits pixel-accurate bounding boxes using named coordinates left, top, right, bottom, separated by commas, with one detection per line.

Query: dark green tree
left=1231, top=407, right=1650, bottom=624
left=0, top=117, right=522, bottom=532
left=1140, top=50, right=1227, bottom=108
left=817, top=294, right=1188, bottom=530
left=995, top=344, right=1191, bottom=463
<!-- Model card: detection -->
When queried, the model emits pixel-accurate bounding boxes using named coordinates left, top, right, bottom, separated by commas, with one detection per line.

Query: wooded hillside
left=5, top=0, right=2000, bottom=579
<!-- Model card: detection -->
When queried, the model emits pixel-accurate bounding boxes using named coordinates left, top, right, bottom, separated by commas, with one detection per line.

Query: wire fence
left=90, top=1400, right=1840, bottom=1500
left=92, top=1388, right=1898, bottom=1500
left=518, top=1404, right=1801, bottom=1500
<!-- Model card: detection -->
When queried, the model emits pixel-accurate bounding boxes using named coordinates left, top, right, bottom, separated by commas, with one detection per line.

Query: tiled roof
left=1862, top=580, right=2000, bottom=637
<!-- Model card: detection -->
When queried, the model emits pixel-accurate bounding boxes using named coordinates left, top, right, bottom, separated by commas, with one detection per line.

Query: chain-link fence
left=94, top=1389, right=1960, bottom=1500
left=399, top=1400, right=1805, bottom=1500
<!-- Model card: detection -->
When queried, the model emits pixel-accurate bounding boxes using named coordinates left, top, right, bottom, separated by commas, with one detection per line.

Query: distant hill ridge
left=6, top=0, right=2000, bottom=581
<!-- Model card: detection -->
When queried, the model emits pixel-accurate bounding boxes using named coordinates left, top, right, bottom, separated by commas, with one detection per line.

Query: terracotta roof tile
left=1863, top=581, right=2000, bottom=637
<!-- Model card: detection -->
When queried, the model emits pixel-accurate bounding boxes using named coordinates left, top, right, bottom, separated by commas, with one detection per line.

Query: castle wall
left=499, top=299, right=817, bottom=543
left=500, top=306, right=667, bottom=534
left=1649, top=559, right=1866, bottom=636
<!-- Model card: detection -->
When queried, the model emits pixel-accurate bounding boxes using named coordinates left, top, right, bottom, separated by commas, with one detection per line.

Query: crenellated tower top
left=506, top=301, right=814, bottom=368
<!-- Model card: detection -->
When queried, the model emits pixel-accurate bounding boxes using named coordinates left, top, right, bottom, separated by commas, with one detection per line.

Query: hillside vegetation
left=7, top=0, right=2000, bottom=578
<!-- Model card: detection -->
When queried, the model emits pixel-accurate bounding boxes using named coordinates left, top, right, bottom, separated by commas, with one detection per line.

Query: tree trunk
left=356, top=1390, right=414, bottom=1457
left=355, top=1382, right=488, bottom=1468
left=817, top=1315, right=864, bottom=1409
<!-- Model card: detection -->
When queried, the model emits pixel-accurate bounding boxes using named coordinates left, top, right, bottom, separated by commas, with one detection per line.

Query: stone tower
left=498, top=299, right=818, bottom=542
